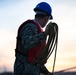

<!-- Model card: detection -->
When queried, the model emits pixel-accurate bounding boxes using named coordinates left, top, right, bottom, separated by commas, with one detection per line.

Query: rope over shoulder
left=31, top=22, right=58, bottom=74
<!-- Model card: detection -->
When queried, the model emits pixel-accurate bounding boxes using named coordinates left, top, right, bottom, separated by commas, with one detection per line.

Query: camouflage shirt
left=14, top=21, right=46, bottom=75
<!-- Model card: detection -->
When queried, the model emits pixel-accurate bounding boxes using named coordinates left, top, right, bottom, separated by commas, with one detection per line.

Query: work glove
left=46, top=72, right=52, bottom=75
left=45, top=22, right=52, bottom=36
left=45, top=22, right=58, bottom=36
left=40, top=66, right=52, bottom=75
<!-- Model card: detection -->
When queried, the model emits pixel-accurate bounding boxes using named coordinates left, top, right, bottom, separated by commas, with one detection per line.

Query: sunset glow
left=0, top=0, right=76, bottom=72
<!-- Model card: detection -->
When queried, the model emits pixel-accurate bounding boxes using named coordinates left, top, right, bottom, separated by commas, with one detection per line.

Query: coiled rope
left=31, top=22, right=58, bottom=75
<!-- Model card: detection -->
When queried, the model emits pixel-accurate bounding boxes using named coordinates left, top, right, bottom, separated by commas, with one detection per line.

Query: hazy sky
left=0, top=0, right=76, bottom=72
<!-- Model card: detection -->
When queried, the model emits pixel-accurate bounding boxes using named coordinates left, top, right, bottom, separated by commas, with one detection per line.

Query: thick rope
left=31, top=22, right=58, bottom=74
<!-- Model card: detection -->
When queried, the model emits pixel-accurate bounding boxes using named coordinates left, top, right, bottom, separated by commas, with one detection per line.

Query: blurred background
left=0, top=0, right=76, bottom=74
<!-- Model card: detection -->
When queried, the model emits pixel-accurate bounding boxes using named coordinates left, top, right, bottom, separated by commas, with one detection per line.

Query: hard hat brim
left=34, top=8, right=53, bottom=20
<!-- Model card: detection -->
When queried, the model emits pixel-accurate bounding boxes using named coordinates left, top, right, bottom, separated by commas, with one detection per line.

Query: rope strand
left=31, top=22, right=58, bottom=74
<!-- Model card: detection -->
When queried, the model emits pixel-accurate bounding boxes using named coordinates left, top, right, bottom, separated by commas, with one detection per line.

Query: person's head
left=34, top=2, right=53, bottom=28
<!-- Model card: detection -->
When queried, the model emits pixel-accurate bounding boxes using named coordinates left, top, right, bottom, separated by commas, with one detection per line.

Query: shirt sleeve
left=19, top=23, right=46, bottom=51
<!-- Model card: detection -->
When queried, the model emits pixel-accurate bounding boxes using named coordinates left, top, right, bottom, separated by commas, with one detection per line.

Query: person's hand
left=46, top=72, right=52, bottom=75
left=44, top=22, right=52, bottom=36
left=45, top=22, right=58, bottom=36
left=40, top=72, right=52, bottom=75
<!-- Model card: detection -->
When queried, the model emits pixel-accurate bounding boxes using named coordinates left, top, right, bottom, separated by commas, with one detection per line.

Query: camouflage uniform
left=14, top=21, right=47, bottom=75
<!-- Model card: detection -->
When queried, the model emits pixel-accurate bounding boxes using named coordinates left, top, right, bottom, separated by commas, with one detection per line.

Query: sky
left=0, top=0, right=76, bottom=73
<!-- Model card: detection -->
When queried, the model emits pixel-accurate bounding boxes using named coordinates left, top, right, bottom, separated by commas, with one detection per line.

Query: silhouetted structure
left=0, top=72, right=13, bottom=75
left=0, top=72, right=76, bottom=75
left=54, top=72, right=76, bottom=75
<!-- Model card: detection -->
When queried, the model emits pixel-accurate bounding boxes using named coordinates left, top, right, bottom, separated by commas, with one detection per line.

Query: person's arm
left=20, top=23, right=46, bottom=51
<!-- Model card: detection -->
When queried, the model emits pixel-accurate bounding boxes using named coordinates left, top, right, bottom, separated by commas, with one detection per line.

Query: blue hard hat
left=34, top=2, right=53, bottom=19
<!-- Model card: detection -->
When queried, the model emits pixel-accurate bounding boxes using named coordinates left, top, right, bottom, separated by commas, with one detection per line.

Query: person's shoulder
left=24, top=21, right=38, bottom=29
left=20, top=22, right=37, bottom=32
left=19, top=20, right=38, bottom=32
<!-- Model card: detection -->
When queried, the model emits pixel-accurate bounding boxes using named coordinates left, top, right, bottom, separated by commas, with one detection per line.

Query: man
left=14, top=2, right=53, bottom=75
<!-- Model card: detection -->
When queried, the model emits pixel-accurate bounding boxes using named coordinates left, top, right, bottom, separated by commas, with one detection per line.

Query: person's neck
left=35, top=18, right=43, bottom=27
